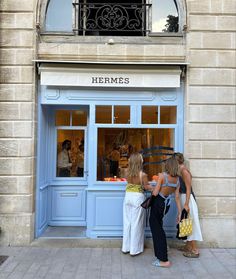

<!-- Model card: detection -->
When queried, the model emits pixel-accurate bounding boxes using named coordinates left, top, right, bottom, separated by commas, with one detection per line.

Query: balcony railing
left=73, top=2, right=152, bottom=36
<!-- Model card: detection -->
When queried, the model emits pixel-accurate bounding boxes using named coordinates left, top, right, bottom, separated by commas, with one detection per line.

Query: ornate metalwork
left=73, top=2, right=151, bottom=35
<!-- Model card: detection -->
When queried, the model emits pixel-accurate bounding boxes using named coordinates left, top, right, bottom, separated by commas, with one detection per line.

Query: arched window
left=44, top=0, right=183, bottom=35
left=45, top=0, right=73, bottom=32
left=152, top=0, right=179, bottom=32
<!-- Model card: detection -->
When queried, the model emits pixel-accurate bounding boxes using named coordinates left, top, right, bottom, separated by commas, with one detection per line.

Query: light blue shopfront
left=35, top=63, right=184, bottom=239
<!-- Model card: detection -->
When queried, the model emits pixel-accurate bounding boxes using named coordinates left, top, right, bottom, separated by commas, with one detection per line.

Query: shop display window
left=114, top=106, right=130, bottom=124
left=142, top=106, right=158, bottom=124
left=97, top=128, right=174, bottom=182
left=96, top=105, right=130, bottom=124
left=56, top=110, right=87, bottom=126
left=55, top=109, right=87, bottom=178
left=160, top=106, right=177, bottom=124
left=56, top=129, right=85, bottom=178
left=96, top=106, right=112, bottom=123
left=72, top=110, right=87, bottom=126
left=55, top=110, right=70, bottom=126
left=142, top=106, right=177, bottom=124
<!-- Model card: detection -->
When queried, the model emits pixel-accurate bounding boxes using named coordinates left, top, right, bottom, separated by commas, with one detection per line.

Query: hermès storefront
left=0, top=0, right=235, bottom=247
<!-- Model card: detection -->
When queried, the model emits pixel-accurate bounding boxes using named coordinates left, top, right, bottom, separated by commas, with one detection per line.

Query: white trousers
left=180, top=194, right=203, bottom=242
left=122, top=192, right=146, bottom=255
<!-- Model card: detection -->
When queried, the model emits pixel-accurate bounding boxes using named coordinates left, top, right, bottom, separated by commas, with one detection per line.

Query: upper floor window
left=45, top=0, right=73, bottom=32
left=45, top=0, right=180, bottom=35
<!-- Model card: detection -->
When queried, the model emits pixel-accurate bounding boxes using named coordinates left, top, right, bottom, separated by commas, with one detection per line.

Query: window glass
left=55, top=110, right=70, bottom=126
left=97, top=128, right=174, bottom=181
left=57, top=130, right=85, bottom=177
left=152, top=0, right=178, bottom=33
left=72, top=110, right=87, bottom=126
left=45, top=0, right=72, bottom=32
left=96, top=106, right=112, bottom=123
left=160, top=106, right=177, bottom=124
left=142, top=106, right=158, bottom=124
left=114, top=106, right=130, bottom=124
left=45, top=0, right=180, bottom=35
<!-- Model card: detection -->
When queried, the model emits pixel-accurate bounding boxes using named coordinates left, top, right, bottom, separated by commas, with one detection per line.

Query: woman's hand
left=184, top=203, right=190, bottom=213
left=152, top=188, right=159, bottom=196
left=176, top=213, right=181, bottom=224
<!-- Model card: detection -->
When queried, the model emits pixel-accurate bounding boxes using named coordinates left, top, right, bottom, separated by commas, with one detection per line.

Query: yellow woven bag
left=179, top=216, right=193, bottom=237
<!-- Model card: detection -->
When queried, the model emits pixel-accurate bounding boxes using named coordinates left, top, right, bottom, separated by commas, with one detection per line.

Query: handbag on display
left=141, top=195, right=154, bottom=209
left=179, top=212, right=193, bottom=238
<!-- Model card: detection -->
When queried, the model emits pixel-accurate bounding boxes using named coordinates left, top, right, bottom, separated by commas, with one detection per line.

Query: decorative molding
left=45, top=89, right=60, bottom=100
left=161, top=93, right=177, bottom=101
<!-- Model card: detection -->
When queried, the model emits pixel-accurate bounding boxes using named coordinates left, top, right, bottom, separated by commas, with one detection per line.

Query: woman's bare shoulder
left=181, top=166, right=192, bottom=177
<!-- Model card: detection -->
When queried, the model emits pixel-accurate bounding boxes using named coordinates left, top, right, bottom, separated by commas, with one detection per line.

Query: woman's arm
left=152, top=173, right=163, bottom=196
left=181, top=168, right=192, bottom=212
left=175, top=185, right=181, bottom=223
left=142, top=173, right=153, bottom=192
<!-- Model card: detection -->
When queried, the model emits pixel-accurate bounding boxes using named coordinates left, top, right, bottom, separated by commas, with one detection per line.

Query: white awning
left=38, top=63, right=183, bottom=88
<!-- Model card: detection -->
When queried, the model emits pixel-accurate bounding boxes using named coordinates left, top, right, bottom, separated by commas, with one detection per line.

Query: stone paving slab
left=0, top=247, right=235, bottom=279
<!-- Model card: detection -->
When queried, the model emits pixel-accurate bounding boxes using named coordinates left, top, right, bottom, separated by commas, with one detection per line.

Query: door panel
left=49, top=186, right=86, bottom=226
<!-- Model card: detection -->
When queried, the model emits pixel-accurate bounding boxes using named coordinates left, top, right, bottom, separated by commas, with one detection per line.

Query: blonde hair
left=164, top=157, right=179, bottom=176
left=127, top=152, right=143, bottom=177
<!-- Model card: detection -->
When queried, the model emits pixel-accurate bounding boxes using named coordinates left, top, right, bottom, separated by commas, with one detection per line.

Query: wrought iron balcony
left=73, top=2, right=152, bottom=36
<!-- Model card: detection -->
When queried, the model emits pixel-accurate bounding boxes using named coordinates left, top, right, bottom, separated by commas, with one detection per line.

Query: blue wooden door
left=36, top=106, right=89, bottom=236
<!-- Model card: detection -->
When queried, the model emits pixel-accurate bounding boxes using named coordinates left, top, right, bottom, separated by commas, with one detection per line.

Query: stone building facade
left=0, top=0, right=235, bottom=247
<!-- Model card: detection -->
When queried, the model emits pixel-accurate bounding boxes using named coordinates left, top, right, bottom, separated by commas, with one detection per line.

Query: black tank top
left=179, top=176, right=195, bottom=198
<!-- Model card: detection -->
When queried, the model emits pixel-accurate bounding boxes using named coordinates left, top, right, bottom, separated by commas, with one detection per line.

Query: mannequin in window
left=57, top=140, right=72, bottom=177
left=76, top=144, right=84, bottom=177
left=108, top=145, right=120, bottom=177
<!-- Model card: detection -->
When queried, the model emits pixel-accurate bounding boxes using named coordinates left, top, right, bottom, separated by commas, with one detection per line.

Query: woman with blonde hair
left=122, top=152, right=153, bottom=256
left=150, top=157, right=181, bottom=267
left=174, top=152, right=203, bottom=258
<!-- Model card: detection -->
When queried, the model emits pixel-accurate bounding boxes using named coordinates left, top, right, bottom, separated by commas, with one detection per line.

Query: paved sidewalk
left=0, top=246, right=235, bottom=279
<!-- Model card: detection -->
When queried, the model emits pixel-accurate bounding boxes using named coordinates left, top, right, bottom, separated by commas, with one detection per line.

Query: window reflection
left=57, top=130, right=85, bottom=177
left=45, top=0, right=72, bottom=32
left=97, top=128, right=174, bottom=181
left=152, top=0, right=178, bottom=32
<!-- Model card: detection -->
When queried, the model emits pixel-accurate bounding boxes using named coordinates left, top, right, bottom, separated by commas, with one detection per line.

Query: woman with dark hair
left=57, top=140, right=72, bottom=177
left=150, top=157, right=181, bottom=267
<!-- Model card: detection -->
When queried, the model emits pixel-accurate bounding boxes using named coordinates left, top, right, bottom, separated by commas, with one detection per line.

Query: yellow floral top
left=126, top=183, right=143, bottom=193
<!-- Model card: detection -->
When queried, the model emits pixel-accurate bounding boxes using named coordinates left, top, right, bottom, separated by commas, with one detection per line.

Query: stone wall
left=185, top=0, right=236, bottom=247
left=0, top=0, right=36, bottom=245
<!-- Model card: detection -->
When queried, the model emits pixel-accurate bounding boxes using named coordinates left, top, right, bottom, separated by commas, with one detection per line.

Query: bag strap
left=181, top=208, right=188, bottom=219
